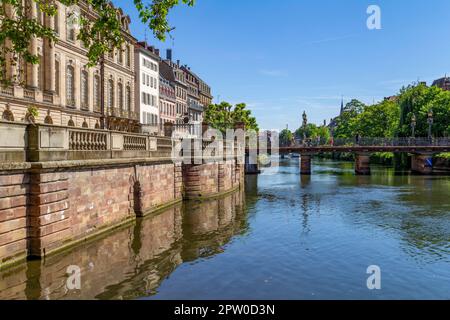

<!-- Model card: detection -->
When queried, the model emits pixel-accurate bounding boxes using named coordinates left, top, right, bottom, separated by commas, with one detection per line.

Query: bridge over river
left=247, top=137, right=450, bottom=175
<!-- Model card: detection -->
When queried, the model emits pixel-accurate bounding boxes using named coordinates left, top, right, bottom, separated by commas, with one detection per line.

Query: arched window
left=37, top=55, right=43, bottom=90
left=108, top=79, right=114, bottom=109
left=81, top=70, right=89, bottom=109
left=66, top=10, right=76, bottom=42
left=66, top=65, right=75, bottom=107
left=54, top=7, right=59, bottom=35
left=125, top=85, right=131, bottom=111
left=117, top=82, right=123, bottom=110
left=68, top=118, right=75, bottom=127
left=93, top=74, right=100, bottom=112
left=82, top=119, right=88, bottom=128
left=95, top=121, right=100, bottom=129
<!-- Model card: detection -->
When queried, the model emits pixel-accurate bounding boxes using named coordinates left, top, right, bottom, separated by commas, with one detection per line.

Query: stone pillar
left=44, top=14, right=56, bottom=93
left=28, top=171, right=71, bottom=258
left=174, top=163, right=183, bottom=200
left=300, top=154, right=312, bottom=175
left=355, top=153, right=371, bottom=175
left=218, top=163, right=225, bottom=192
left=27, top=1, right=39, bottom=89
left=411, top=153, right=434, bottom=175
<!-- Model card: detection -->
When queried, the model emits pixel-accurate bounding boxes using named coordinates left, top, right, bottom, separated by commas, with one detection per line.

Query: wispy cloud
left=258, top=69, right=288, bottom=77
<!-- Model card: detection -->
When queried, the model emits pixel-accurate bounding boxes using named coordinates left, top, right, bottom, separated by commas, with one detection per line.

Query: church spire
left=340, top=96, right=344, bottom=115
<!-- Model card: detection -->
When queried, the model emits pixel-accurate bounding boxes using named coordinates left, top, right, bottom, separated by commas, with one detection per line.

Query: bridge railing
left=293, top=137, right=450, bottom=147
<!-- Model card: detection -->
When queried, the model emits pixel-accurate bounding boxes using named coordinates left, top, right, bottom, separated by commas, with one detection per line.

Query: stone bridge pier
left=411, top=153, right=434, bottom=175
left=300, top=154, right=312, bottom=175
left=355, top=153, right=371, bottom=175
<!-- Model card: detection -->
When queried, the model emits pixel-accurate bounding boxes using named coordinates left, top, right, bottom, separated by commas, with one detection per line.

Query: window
left=142, top=73, right=145, bottom=85
left=126, top=46, right=131, bottom=67
left=93, top=75, right=100, bottom=111
left=117, top=48, right=123, bottom=64
left=66, top=65, right=75, bottom=107
left=108, top=79, right=114, bottom=108
left=125, top=85, right=131, bottom=111
left=54, top=8, right=59, bottom=35
left=118, top=82, right=123, bottom=110
left=66, top=11, right=76, bottom=42
left=38, top=55, right=43, bottom=90
left=55, top=60, right=60, bottom=94
left=81, top=70, right=89, bottom=109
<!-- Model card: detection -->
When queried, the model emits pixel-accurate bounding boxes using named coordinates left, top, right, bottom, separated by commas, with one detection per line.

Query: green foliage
left=352, top=100, right=400, bottom=138
left=333, top=99, right=366, bottom=138
left=397, top=83, right=450, bottom=137
left=27, top=105, right=39, bottom=118
left=279, top=129, right=293, bottom=146
left=204, top=102, right=259, bottom=132
left=0, top=0, right=194, bottom=84
left=295, top=123, right=330, bottom=141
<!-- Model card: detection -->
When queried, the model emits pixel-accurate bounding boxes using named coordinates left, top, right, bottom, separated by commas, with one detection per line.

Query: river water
left=1, top=159, right=449, bottom=300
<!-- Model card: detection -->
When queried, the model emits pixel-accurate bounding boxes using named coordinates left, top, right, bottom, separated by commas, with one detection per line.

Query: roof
left=159, top=60, right=175, bottom=82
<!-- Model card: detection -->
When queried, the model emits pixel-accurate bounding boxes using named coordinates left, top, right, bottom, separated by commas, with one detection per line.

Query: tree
left=279, top=129, right=293, bottom=147
left=333, top=99, right=366, bottom=138
left=0, top=0, right=195, bottom=84
left=353, top=100, right=400, bottom=138
left=397, top=83, right=450, bottom=137
left=295, top=123, right=330, bottom=141
left=204, top=102, right=259, bottom=132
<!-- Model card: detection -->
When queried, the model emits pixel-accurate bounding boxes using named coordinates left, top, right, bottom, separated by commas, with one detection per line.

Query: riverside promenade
left=0, top=121, right=245, bottom=270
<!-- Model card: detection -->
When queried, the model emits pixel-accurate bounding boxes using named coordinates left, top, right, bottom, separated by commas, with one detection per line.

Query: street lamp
left=427, top=109, right=434, bottom=139
left=410, top=114, right=416, bottom=138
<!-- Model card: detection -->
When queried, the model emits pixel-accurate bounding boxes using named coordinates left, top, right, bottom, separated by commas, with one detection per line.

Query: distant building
left=432, top=77, right=450, bottom=91
left=135, top=41, right=160, bottom=134
left=161, top=50, right=188, bottom=124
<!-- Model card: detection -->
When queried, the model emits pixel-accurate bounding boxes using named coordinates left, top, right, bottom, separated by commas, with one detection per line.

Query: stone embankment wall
left=0, top=159, right=244, bottom=270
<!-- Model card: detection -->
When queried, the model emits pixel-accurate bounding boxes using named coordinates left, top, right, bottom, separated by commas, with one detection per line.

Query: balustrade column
left=44, top=14, right=56, bottom=93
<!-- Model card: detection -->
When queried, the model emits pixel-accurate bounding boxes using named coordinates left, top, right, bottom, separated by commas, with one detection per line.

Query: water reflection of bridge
left=0, top=190, right=248, bottom=300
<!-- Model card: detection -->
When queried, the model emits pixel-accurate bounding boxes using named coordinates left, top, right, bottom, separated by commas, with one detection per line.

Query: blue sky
left=114, top=0, right=450, bottom=131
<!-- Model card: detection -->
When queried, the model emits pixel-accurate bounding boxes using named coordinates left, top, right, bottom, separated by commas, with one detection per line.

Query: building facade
left=135, top=42, right=160, bottom=134
left=198, top=78, right=213, bottom=108
left=182, top=66, right=204, bottom=137
left=159, top=75, right=177, bottom=130
left=0, top=1, right=138, bottom=131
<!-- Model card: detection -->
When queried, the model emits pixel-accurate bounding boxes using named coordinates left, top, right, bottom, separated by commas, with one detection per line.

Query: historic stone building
left=159, top=74, right=177, bottom=129
left=0, top=1, right=138, bottom=131
left=182, top=66, right=204, bottom=137
left=198, top=78, right=213, bottom=108
left=161, top=50, right=188, bottom=123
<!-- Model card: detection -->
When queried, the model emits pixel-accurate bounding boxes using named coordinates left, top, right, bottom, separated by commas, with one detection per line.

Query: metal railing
left=292, top=137, right=450, bottom=148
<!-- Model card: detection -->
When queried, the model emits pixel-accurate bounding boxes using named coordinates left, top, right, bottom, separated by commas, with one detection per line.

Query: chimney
left=155, top=49, right=160, bottom=56
left=166, top=49, right=172, bottom=61
left=177, top=60, right=180, bottom=66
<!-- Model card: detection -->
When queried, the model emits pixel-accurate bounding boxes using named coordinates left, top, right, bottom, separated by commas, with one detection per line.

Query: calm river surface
left=1, top=159, right=450, bottom=300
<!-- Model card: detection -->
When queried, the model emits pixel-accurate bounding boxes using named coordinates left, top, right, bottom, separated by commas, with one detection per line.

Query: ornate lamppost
left=427, top=109, right=434, bottom=140
left=410, top=113, right=416, bottom=138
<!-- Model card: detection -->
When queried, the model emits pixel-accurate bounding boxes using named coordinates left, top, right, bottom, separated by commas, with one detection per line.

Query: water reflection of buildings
left=0, top=190, right=247, bottom=300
